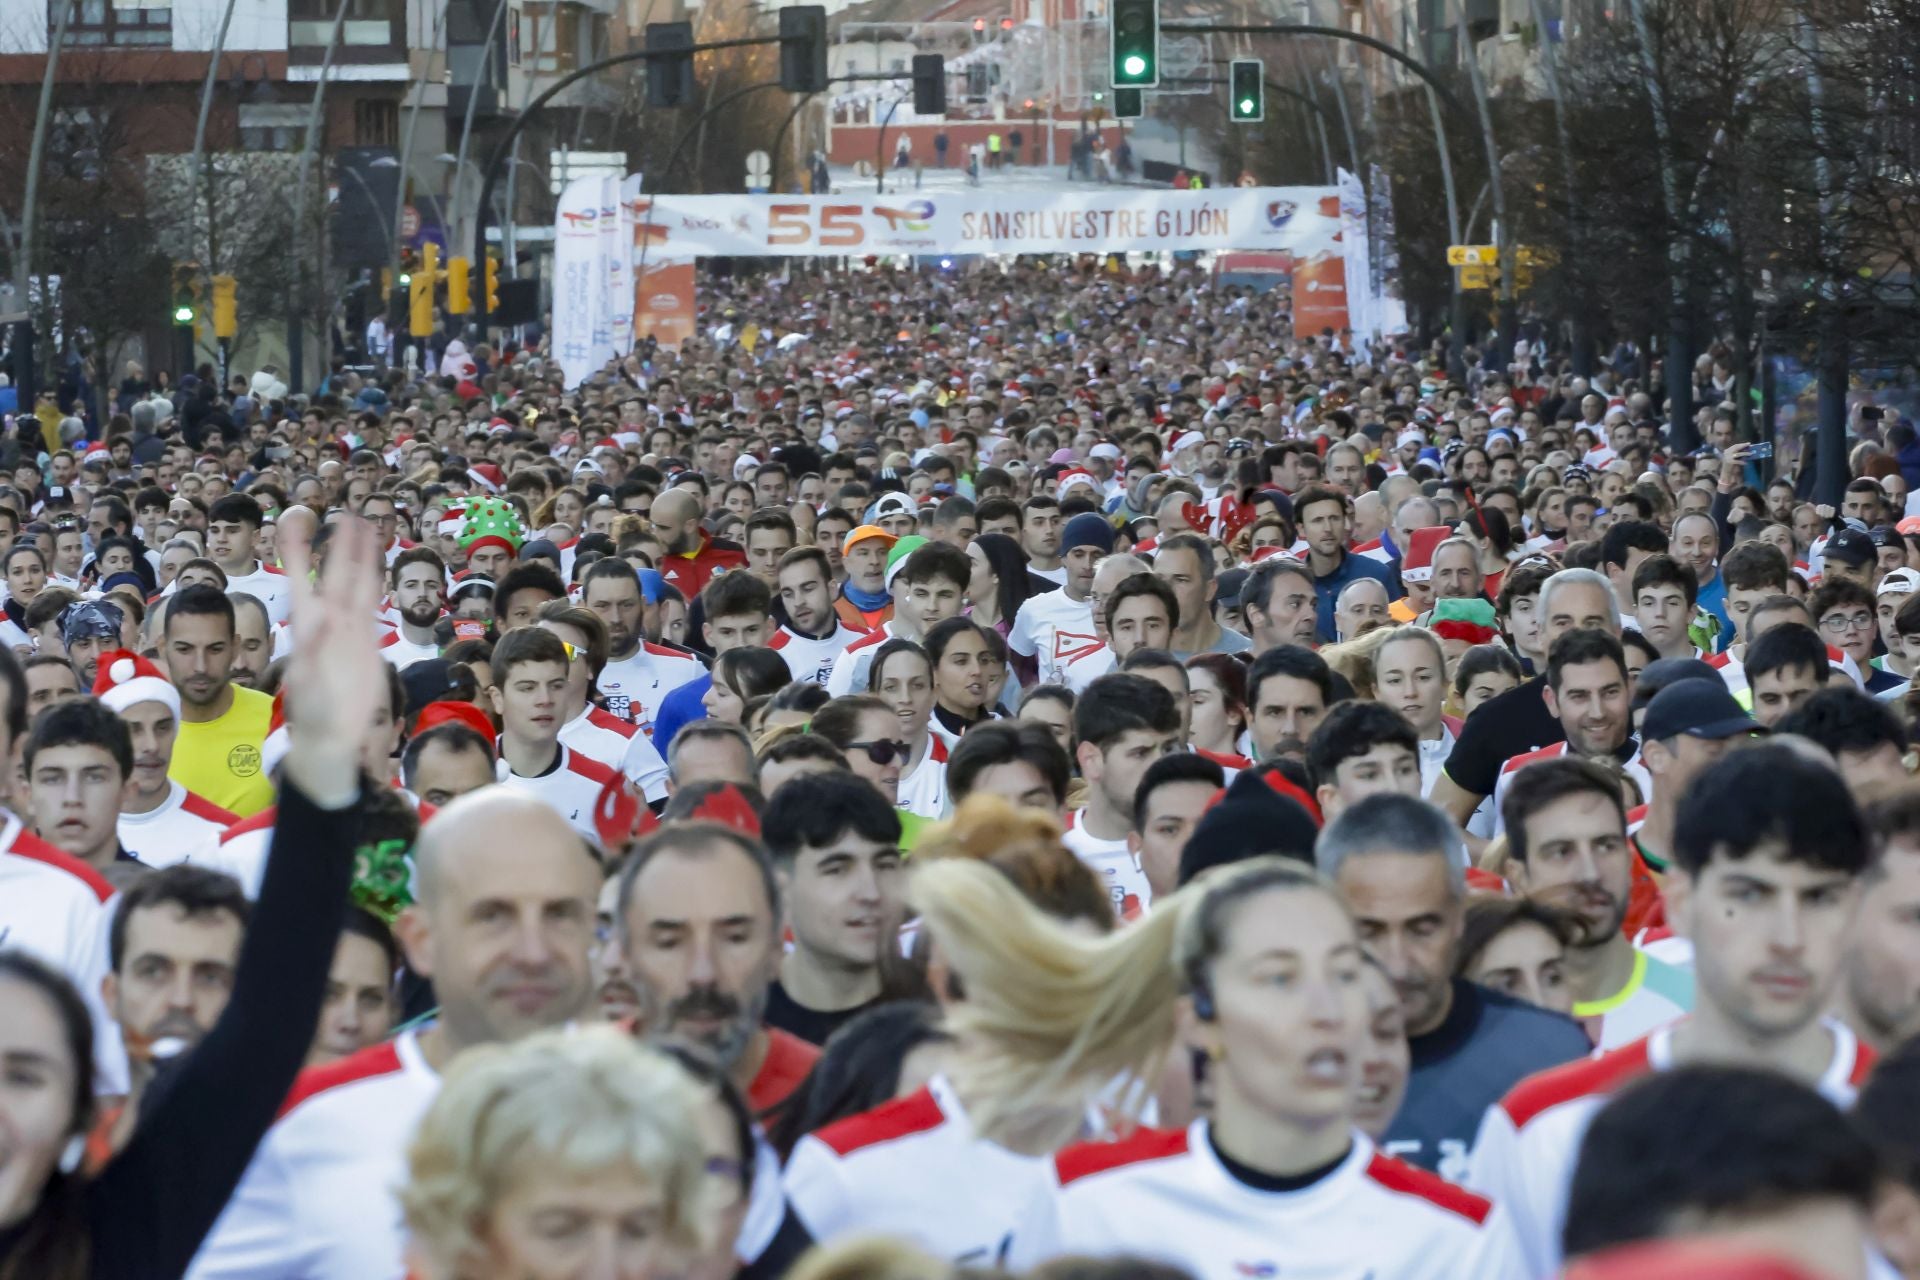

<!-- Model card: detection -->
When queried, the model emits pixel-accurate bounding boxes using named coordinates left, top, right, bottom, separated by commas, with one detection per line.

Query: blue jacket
left=1311, top=550, right=1399, bottom=642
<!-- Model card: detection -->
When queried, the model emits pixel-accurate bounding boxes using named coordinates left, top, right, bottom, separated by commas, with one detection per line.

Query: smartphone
left=1863, top=406, right=1885, bottom=422
left=1749, top=442, right=1774, bottom=460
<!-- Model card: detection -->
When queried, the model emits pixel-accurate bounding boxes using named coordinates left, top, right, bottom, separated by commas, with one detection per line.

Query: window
left=52, top=0, right=172, bottom=46
left=289, top=0, right=399, bottom=47
left=518, top=3, right=602, bottom=73
left=354, top=99, right=399, bottom=148
left=239, top=103, right=309, bottom=152
left=49, top=107, right=105, bottom=179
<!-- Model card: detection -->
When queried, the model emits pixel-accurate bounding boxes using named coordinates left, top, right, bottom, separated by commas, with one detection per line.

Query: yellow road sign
left=1447, top=244, right=1497, bottom=267
left=1458, top=263, right=1497, bottom=290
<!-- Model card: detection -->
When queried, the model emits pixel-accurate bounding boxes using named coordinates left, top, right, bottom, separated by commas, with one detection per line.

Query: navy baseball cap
left=1641, top=679, right=1765, bottom=743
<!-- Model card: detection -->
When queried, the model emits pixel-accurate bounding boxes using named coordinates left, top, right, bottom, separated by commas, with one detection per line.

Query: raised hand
left=278, top=509, right=386, bottom=808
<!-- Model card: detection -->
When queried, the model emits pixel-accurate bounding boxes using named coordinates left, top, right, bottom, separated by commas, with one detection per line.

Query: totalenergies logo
left=873, top=199, right=935, bottom=232
left=559, top=209, right=599, bottom=230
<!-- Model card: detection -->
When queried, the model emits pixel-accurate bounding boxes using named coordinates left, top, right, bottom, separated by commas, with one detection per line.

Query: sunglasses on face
left=845, top=739, right=911, bottom=766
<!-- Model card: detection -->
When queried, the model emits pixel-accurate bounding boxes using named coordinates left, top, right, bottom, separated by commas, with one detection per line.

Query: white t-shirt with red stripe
left=188, top=1028, right=439, bottom=1280
left=897, top=733, right=950, bottom=820
left=784, top=1073, right=1053, bottom=1262
left=1466, top=1018, right=1873, bottom=1279
left=0, top=812, right=127, bottom=1093
left=1062, top=808, right=1151, bottom=920
left=595, top=642, right=706, bottom=734
left=496, top=745, right=620, bottom=838
left=824, top=623, right=899, bottom=699
left=558, top=705, right=670, bottom=802
left=376, top=628, right=439, bottom=671
left=118, top=782, right=239, bottom=868
left=1490, top=741, right=1651, bottom=839
left=1008, top=589, right=1099, bottom=685
left=224, top=561, right=295, bottom=627
left=771, top=621, right=865, bottom=687
left=1007, top=1122, right=1527, bottom=1280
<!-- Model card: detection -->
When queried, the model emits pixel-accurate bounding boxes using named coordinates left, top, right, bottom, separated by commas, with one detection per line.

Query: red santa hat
left=415, top=700, right=496, bottom=745
left=1399, top=526, right=1451, bottom=585
left=92, top=650, right=180, bottom=718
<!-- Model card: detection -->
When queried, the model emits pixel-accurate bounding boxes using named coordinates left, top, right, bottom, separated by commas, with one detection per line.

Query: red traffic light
left=1000, top=16, right=1013, bottom=28
left=973, top=16, right=986, bottom=30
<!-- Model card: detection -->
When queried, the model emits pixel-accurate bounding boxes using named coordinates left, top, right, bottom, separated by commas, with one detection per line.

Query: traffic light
left=778, top=5, right=829, bottom=94
left=170, top=262, right=200, bottom=327
left=911, top=54, right=946, bottom=115
left=484, top=255, right=501, bottom=318
left=447, top=256, right=471, bottom=315
left=211, top=274, right=237, bottom=340
left=1109, top=0, right=1159, bottom=88
left=410, top=241, right=437, bottom=334
left=1114, top=87, right=1143, bottom=118
left=972, top=16, right=986, bottom=34
left=645, top=21, right=694, bottom=108
left=1229, top=59, right=1264, bottom=122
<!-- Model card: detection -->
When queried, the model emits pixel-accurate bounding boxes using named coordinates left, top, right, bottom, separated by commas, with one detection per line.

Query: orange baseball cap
left=843, top=524, right=898, bottom=554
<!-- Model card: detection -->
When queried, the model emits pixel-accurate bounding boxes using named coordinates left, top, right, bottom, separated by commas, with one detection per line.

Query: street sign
left=399, top=204, right=420, bottom=239
left=1458, top=263, right=1497, bottom=290
left=745, top=150, right=771, bottom=193
left=1447, top=244, right=1497, bottom=266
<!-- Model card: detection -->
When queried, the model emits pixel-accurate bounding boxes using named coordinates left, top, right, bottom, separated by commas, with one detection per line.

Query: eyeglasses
left=845, top=739, right=911, bottom=766
left=1821, top=611, right=1876, bottom=634
left=558, top=640, right=581, bottom=663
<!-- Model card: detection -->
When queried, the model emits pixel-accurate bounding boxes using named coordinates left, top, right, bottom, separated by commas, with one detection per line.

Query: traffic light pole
left=1168, top=21, right=1471, bottom=379
left=466, top=31, right=794, bottom=327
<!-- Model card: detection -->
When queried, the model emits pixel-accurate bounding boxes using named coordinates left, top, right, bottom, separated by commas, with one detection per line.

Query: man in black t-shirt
left=762, top=771, right=906, bottom=1045
left=1430, top=567, right=1621, bottom=837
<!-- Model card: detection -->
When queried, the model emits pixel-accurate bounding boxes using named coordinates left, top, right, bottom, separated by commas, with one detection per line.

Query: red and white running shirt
left=771, top=621, right=865, bottom=686
left=1466, top=1018, right=1873, bottom=1278
left=1007, top=1122, right=1528, bottom=1280
left=117, top=782, right=239, bottom=869
left=188, top=1028, right=439, bottom=1279
left=496, top=745, right=621, bottom=838
left=559, top=705, right=670, bottom=802
left=784, top=1073, right=1054, bottom=1262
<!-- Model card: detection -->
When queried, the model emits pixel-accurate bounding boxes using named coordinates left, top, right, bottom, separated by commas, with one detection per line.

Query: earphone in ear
left=58, top=1133, right=85, bottom=1176
left=1191, top=982, right=1216, bottom=1023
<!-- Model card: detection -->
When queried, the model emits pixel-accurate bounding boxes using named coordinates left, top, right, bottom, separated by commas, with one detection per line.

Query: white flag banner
left=612, top=174, right=644, bottom=358
left=552, top=176, right=605, bottom=390
left=1337, top=168, right=1374, bottom=342
left=629, top=186, right=1342, bottom=261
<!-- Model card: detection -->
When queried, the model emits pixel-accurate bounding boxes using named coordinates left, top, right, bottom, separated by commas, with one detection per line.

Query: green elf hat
left=458, top=495, right=526, bottom=559
left=1430, top=597, right=1499, bottom=645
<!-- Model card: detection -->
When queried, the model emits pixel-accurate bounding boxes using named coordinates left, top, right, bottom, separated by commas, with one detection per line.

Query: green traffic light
left=172, top=305, right=193, bottom=324
left=1238, top=98, right=1254, bottom=115
left=398, top=273, right=412, bottom=286
left=1122, top=54, right=1147, bottom=77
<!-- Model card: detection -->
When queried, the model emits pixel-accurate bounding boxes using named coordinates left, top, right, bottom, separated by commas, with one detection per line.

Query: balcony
left=289, top=0, right=404, bottom=65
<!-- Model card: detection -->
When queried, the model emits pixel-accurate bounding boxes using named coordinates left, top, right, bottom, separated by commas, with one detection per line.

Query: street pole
left=16, top=0, right=75, bottom=409
left=391, top=0, right=456, bottom=291
left=288, top=0, right=353, bottom=394
left=1427, top=86, right=1467, bottom=381
left=451, top=0, right=515, bottom=271
left=875, top=95, right=907, bottom=193
left=187, top=0, right=241, bottom=321
left=1796, top=9, right=1846, bottom=507
left=1450, top=0, right=1512, bottom=368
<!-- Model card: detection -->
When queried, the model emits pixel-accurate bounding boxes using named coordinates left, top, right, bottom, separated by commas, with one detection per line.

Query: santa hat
left=1056, top=467, right=1101, bottom=498
left=1170, top=429, right=1205, bottom=454
left=93, top=651, right=180, bottom=718
left=261, top=694, right=291, bottom=778
left=467, top=463, right=506, bottom=493
left=414, top=699, right=496, bottom=745
left=1399, top=526, right=1451, bottom=584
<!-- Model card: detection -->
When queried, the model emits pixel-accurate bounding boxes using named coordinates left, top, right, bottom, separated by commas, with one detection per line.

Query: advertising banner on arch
left=626, top=187, right=1341, bottom=261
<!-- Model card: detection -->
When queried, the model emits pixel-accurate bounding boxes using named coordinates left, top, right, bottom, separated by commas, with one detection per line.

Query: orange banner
left=1291, top=251, right=1349, bottom=339
left=634, top=261, right=696, bottom=350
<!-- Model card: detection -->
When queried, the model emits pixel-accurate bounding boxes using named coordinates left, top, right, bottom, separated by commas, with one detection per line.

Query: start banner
left=629, top=187, right=1341, bottom=262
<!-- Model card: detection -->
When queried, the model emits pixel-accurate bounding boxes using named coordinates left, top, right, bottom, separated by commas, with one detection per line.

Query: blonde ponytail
left=910, top=853, right=1342, bottom=1153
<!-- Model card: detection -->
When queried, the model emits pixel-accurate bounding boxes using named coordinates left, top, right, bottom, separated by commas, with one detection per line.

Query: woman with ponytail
left=905, top=854, right=1528, bottom=1279
left=780, top=797, right=1116, bottom=1261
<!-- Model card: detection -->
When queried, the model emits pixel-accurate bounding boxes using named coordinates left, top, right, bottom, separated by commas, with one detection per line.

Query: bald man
left=649, top=487, right=746, bottom=600
left=191, top=788, right=603, bottom=1280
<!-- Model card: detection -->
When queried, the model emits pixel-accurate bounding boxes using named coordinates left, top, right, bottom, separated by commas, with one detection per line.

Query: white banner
left=552, top=176, right=605, bottom=390
left=630, top=186, right=1341, bottom=262
left=1338, top=168, right=1374, bottom=342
